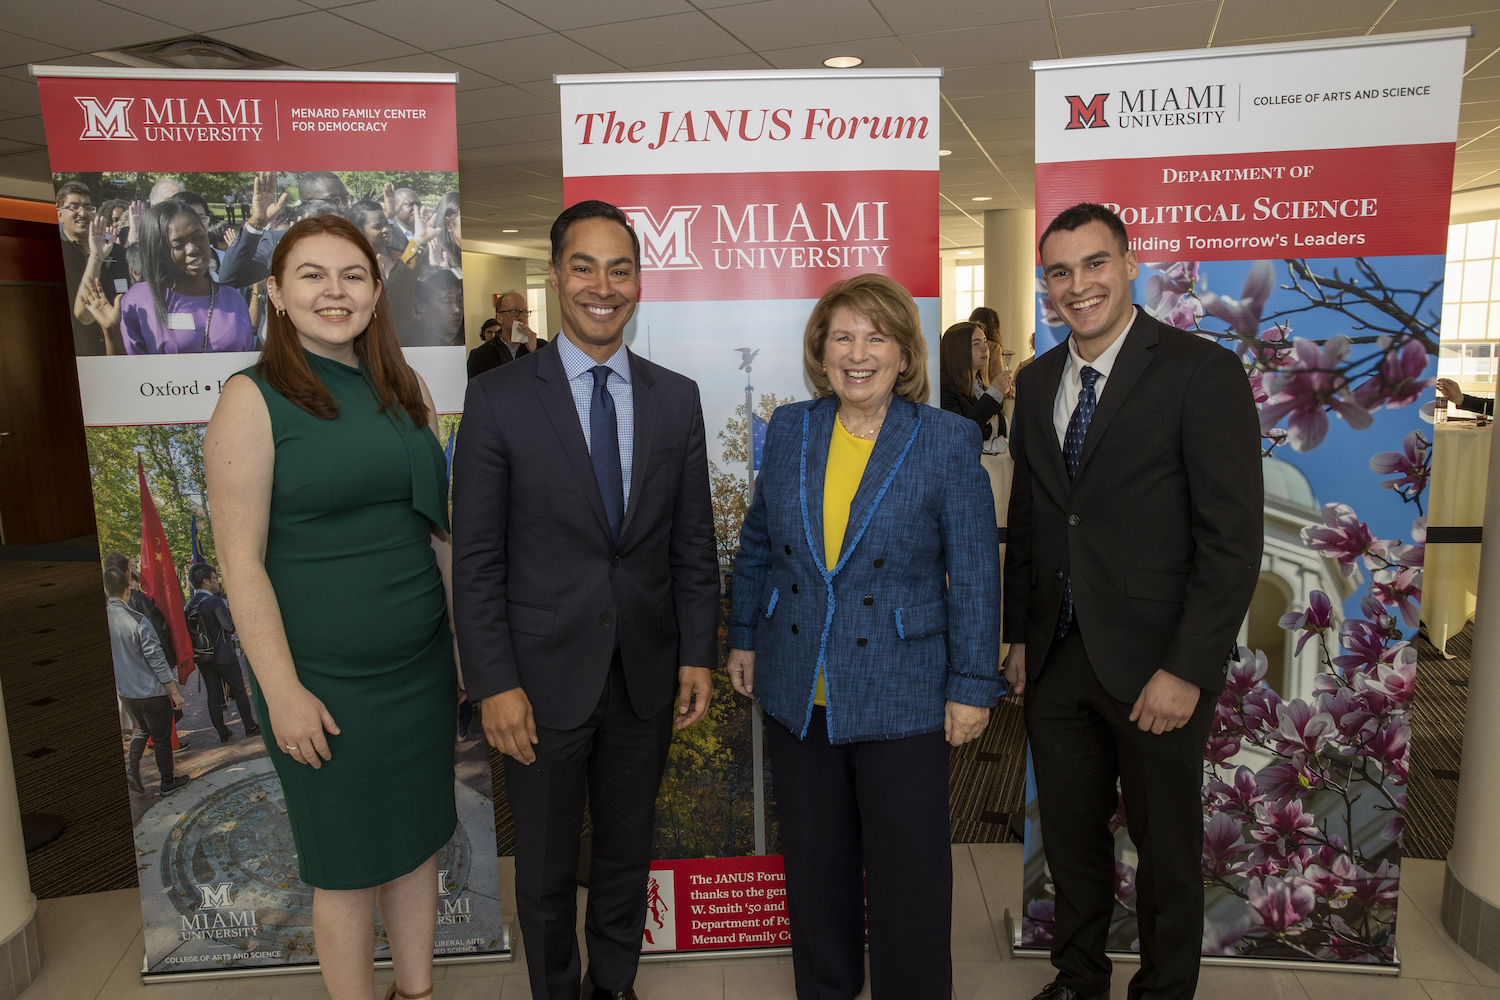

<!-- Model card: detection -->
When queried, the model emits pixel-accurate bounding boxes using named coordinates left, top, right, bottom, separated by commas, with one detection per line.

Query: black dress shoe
left=245, top=726, right=261, bottom=738
left=590, top=989, right=639, bottom=1000
left=1032, top=981, right=1108, bottom=1000
left=218, top=731, right=232, bottom=744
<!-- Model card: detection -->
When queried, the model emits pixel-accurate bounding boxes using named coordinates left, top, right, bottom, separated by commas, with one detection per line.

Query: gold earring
left=277, top=308, right=286, bottom=318
left=373, top=308, right=378, bottom=320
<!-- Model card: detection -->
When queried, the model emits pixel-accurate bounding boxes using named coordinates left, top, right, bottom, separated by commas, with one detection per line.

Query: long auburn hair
left=256, top=214, right=428, bottom=427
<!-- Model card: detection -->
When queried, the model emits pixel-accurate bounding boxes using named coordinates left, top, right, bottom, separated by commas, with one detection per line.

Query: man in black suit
left=1004, top=203, right=1262, bottom=1000
left=452, top=200, right=719, bottom=1000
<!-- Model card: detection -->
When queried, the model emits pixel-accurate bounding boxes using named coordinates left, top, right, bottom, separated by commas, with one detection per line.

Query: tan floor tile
left=433, top=975, right=509, bottom=999
left=954, top=957, right=1055, bottom=999
left=1400, top=859, right=1447, bottom=924
left=498, top=975, right=535, bottom=999
left=1395, top=892, right=1482, bottom=985
left=211, top=970, right=329, bottom=997
left=1416, top=980, right=1500, bottom=998
left=630, top=961, right=724, bottom=999
left=442, top=956, right=518, bottom=980
left=970, top=842, right=1025, bottom=940
left=94, top=929, right=211, bottom=1000
left=953, top=845, right=1004, bottom=962
left=24, top=890, right=144, bottom=1000
left=1296, top=969, right=1433, bottom=998
left=721, top=960, right=798, bottom=1000
left=1192, top=965, right=1311, bottom=1000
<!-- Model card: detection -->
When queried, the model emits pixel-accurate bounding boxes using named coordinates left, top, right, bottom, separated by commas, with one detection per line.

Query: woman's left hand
left=944, top=701, right=990, bottom=747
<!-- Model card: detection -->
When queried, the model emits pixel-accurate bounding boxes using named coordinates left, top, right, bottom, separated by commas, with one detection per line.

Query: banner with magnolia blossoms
left=1025, top=28, right=1467, bottom=967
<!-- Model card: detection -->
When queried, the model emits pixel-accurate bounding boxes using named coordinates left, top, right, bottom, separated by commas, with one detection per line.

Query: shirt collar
left=1067, top=306, right=1136, bottom=381
left=557, top=332, right=632, bottom=384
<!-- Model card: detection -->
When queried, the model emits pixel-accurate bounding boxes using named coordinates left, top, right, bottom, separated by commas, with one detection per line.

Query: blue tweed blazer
left=728, top=395, right=1003, bottom=744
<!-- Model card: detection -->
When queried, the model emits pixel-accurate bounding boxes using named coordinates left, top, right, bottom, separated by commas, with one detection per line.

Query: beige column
left=0, top=677, right=41, bottom=998
left=1444, top=416, right=1500, bottom=970
left=459, top=251, right=529, bottom=352
left=982, top=209, right=1037, bottom=366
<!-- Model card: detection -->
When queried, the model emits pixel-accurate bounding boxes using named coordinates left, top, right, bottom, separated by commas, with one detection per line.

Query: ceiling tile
left=105, top=0, right=316, bottom=34
left=902, top=20, right=1058, bottom=70
left=457, top=84, right=557, bottom=123
left=941, top=64, right=1036, bottom=97
left=563, top=12, right=749, bottom=70
left=439, top=32, right=623, bottom=84
left=635, top=52, right=773, bottom=72
left=0, top=31, right=75, bottom=67
left=481, top=112, right=560, bottom=142
left=1055, top=1, right=1220, bottom=58
left=497, top=0, right=696, bottom=32
left=333, top=52, right=495, bottom=88
left=212, top=11, right=420, bottom=70
left=1214, top=0, right=1391, bottom=38
left=0, top=115, right=45, bottom=145
left=758, top=37, right=917, bottom=70
left=877, top=0, right=1052, bottom=35
left=2, top=1, right=180, bottom=52
left=0, top=74, right=42, bottom=117
left=704, top=0, right=891, bottom=51
left=459, top=142, right=562, bottom=169
left=327, top=0, right=548, bottom=51
left=0, top=149, right=52, bottom=182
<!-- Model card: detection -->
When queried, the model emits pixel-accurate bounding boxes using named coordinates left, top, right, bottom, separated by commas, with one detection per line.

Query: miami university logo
left=1064, top=94, right=1110, bottom=130
left=196, top=883, right=234, bottom=909
left=621, top=206, right=701, bottom=270
left=76, top=97, right=136, bottom=139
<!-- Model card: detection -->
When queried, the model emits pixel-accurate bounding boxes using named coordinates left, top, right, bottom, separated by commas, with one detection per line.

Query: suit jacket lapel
left=801, top=397, right=836, bottom=570
left=535, top=345, right=613, bottom=543
left=1032, top=343, right=1071, bottom=492
left=618, top=350, right=656, bottom=544
left=1076, top=310, right=1159, bottom=478
left=839, top=397, right=919, bottom=564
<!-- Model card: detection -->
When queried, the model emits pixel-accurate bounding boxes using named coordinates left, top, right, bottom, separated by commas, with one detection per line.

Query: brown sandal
left=384, top=985, right=433, bottom=1000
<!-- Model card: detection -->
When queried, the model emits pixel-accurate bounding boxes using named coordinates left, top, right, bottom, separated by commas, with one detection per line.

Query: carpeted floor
left=0, top=550, right=1468, bottom=898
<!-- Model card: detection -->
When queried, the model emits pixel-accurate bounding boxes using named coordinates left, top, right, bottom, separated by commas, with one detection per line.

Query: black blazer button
left=611, top=555, right=622, bottom=567
left=857, top=637, right=868, bottom=647
left=862, top=595, right=874, bottom=606
left=791, top=624, right=799, bottom=634
left=600, top=613, right=613, bottom=626
left=1056, top=570, right=1064, bottom=580
left=1068, top=514, right=1080, bottom=526
left=791, top=583, right=799, bottom=593
left=873, top=558, right=884, bottom=568
left=784, top=544, right=793, bottom=555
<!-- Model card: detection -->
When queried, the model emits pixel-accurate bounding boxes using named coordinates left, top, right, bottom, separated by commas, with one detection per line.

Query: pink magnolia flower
left=1203, top=811, right=1253, bottom=877
left=1222, top=647, right=1269, bottom=702
left=1371, top=568, right=1422, bottom=629
left=1389, top=516, right=1426, bottom=569
left=1301, top=502, right=1392, bottom=576
left=1346, top=859, right=1400, bottom=910
left=1316, top=687, right=1379, bottom=746
left=1202, top=917, right=1251, bottom=956
left=1022, top=898, right=1056, bottom=947
left=1382, top=791, right=1408, bottom=841
left=1257, top=755, right=1322, bottom=807
left=1248, top=368, right=1270, bottom=406
left=1269, top=699, right=1337, bottom=757
left=1115, top=861, right=1137, bottom=907
left=1202, top=260, right=1275, bottom=338
left=1247, top=323, right=1294, bottom=369
left=1242, top=686, right=1284, bottom=739
left=1279, top=590, right=1333, bottom=655
left=1291, top=855, right=1356, bottom=908
left=1246, top=876, right=1317, bottom=934
left=1207, top=764, right=1265, bottom=816
left=1333, top=618, right=1391, bottom=675
left=1370, top=431, right=1431, bottom=499
left=1362, top=718, right=1411, bottom=780
left=1206, top=732, right=1242, bottom=765
left=1260, top=336, right=1374, bottom=451
left=1352, top=335, right=1435, bottom=410
left=1362, top=644, right=1416, bottom=703
left=1037, top=278, right=1065, bottom=328
left=1251, top=799, right=1320, bottom=855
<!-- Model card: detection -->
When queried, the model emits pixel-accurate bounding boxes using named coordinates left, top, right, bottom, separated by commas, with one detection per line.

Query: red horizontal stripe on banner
left=563, top=170, right=938, bottom=300
left=38, top=77, right=457, bottom=172
left=1035, top=143, right=1454, bottom=262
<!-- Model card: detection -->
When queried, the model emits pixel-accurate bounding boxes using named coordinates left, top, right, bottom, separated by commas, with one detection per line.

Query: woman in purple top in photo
left=120, top=200, right=254, bottom=355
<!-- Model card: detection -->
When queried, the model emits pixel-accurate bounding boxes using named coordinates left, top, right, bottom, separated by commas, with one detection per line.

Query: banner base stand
left=641, top=946, right=792, bottom=964
left=1003, top=911, right=1400, bottom=976
left=140, top=923, right=513, bottom=985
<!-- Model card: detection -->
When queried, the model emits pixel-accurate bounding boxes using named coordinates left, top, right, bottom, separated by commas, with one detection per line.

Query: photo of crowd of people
left=53, top=169, right=464, bottom=357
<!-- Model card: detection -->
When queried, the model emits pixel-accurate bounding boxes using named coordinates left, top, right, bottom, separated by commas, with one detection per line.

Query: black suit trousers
left=505, top=653, right=672, bottom=1000
left=201, top=656, right=256, bottom=738
left=1026, top=629, right=1213, bottom=1000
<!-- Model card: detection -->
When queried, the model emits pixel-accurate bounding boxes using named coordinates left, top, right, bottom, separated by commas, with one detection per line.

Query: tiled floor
left=17, top=847, right=1499, bottom=1000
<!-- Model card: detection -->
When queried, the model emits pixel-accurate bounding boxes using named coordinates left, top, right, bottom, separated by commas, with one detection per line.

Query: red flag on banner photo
left=136, top=458, right=194, bottom=684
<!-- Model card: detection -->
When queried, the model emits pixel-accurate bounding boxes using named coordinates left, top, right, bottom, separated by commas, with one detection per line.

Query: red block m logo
left=1064, top=94, right=1110, bottom=130
left=621, top=206, right=702, bottom=271
left=75, top=97, right=136, bottom=140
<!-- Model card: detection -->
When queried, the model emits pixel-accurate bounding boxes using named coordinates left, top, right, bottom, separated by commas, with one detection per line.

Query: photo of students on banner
left=54, top=169, right=462, bottom=357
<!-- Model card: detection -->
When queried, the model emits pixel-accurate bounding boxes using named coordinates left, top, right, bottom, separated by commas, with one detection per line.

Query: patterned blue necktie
left=1057, top=365, right=1100, bottom=638
left=589, top=365, right=624, bottom=543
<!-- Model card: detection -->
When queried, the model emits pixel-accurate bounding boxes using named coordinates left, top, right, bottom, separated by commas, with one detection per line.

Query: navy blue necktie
left=1057, top=365, right=1100, bottom=638
left=589, top=365, right=624, bottom=543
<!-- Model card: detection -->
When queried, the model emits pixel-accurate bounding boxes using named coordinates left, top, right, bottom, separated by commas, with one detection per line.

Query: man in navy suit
left=452, top=201, right=719, bottom=1000
left=1005, top=203, right=1262, bottom=1000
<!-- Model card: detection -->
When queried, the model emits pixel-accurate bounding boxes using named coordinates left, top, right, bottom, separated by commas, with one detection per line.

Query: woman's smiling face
left=267, top=232, right=381, bottom=356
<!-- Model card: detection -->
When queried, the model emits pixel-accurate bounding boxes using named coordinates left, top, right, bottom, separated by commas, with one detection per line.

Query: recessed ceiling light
left=938, top=149, right=952, bottom=156
left=502, top=229, right=519, bottom=233
left=823, top=56, right=863, bottom=69
left=956, top=250, right=973, bottom=256
left=972, top=196, right=993, bottom=202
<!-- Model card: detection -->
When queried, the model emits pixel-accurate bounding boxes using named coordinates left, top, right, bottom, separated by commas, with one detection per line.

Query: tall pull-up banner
left=1026, top=28, right=1467, bottom=969
left=557, top=68, right=940, bottom=954
left=31, top=66, right=503, bottom=981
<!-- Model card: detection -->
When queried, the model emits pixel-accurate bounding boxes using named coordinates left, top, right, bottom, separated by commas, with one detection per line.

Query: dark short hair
left=103, top=566, right=130, bottom=597
left=188, top=563, right=217, bottom=588
left=1038, top=202, right=1130, bottom=260
left=55, top=180, right=90, bottom=208
left=344, top=199, right=385, bottom=233
left=99, top=197, right=130, bottom=219
left=550, top=200, right=640, bottom=271
left=103, top=551, right=129, bottom=572
left=480, top=318, right=501, bottom=334
left=173, top=191, right=211, bottom=218
left=416, top=266, right=462, bottom=305
left=299, top=171, right=348, bottom=202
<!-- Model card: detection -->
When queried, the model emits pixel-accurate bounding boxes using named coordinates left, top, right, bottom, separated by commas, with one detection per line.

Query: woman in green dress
left=205, top=214, right=455, bottom=1000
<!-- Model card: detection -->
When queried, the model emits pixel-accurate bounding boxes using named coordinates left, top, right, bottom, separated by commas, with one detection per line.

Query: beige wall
left=460, top=251, right=529, bottom=353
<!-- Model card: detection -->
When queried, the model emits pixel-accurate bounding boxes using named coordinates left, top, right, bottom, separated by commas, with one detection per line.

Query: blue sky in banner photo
left=1037, top=253, right=1444, bottom=628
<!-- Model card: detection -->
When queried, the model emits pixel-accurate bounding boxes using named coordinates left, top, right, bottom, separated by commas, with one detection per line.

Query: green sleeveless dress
left=240, top=350, right=456, bottom=890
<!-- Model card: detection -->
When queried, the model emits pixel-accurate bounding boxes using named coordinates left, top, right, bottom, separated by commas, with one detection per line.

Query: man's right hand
left=1003, top=642, right=1026, bottom=694
left=1437, top=378, right=1465, bottom=404
left=248, top=171, right=286, bottom=231
left=481, top=687, right=539, bottom=764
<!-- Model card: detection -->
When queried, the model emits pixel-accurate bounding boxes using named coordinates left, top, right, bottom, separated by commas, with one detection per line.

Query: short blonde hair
left=803, top=274, right=929, bottom=405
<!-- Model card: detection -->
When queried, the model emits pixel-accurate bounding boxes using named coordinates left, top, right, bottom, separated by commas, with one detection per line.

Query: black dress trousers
left=765, top=707, right=953, bottom=1000
left=1025, top=627, right=1215, bottom=1000
left=504, top=653, right=674, bottom=1000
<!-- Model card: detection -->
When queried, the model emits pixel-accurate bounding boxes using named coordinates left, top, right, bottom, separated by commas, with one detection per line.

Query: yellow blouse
left=815, top=415, right=875, bottom=706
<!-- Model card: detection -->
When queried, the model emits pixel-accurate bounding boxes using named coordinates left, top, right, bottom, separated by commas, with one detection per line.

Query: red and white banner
left=559, top=68, right=940, bottom=957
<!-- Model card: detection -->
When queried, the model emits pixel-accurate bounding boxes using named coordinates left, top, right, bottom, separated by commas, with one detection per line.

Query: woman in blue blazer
left=727, top=274, right=1003, bottom=1000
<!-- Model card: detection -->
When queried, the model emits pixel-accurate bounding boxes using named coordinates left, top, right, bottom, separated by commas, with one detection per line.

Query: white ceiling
left=2, top=0, right=1498, bottom=261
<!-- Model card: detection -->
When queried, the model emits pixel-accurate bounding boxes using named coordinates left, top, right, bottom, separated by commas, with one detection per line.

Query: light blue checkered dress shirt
left=556, top=333, right=635, bottom=511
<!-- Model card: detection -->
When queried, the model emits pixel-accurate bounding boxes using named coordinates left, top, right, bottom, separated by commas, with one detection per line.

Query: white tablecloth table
left=1423, top=422, right=1490, bottom=656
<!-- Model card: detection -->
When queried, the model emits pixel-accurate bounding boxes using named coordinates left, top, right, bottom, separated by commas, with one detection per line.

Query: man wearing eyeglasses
left=496, top=290, right=545, bottom=358
left=57, top=180, right=131, bottom=356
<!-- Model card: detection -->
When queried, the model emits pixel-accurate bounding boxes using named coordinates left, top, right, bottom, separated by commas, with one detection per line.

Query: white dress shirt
left=1053, top=308, right=1137, bottom=450
left=556, top=333, right=635, bottom=511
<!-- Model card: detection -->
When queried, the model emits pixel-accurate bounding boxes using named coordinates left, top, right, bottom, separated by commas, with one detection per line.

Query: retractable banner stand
left=1024, top=28, right=1467, bottom=969
left=557, top=68, right=940, bottom=955
left=31, top=66, right=504, bottom=980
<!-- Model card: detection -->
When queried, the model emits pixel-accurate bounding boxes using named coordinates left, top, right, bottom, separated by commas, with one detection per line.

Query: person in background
left=106, top=566, right=191, bottom=796
left=100, top=198, right=130, bottom=232
left=383, top=184, right=421, bottom=245
left=56, top=180, right=131, bottom=355
left=493, top=290, right=542, bottom=359
left=219, top=172, right=351, bottom=288
left=432, top=191, right=462, bottom=277
left=185, top=563, right=260, bottom=744
left=939, top=320, right=1008, bottom=446
left=345, top=199, right=400, bottom=278
left=466, top=318, right=508, bottom=379
left=406, top=268, right=464, bottom=348
left=968, top=306, right=1015, bottom=396
left=173, top=191, right=214, bottom=230
left=118, top=200, right=254, bottom=354
left=726, top=274, right=1000, bottom=1000
left=148, top=176, right=182, bottom=206
left=1437, top=378, right=1495, bottom=416
left=102, top=552, right=181, bottom=672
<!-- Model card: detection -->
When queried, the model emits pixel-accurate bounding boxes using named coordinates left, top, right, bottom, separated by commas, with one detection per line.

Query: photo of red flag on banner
left=136, top=457, right=193, bottom=685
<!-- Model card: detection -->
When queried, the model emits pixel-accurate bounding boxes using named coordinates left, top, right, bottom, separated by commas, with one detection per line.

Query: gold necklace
left=838, top=410, right=883, bottom=439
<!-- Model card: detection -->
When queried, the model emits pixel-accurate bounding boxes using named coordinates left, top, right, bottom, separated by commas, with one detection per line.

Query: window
left=1441, top=220, right=1500, bottom=398
left=955, top=264, right=984, bottom=321
left=526, top=286, right=548, bottom=337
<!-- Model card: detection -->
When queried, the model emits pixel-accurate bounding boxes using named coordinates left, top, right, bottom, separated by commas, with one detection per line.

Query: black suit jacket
left=452, top=341, right=719, bottom=729
left=1003, top=309, right=1263, bottom=701
left=939, top=375, right=1007, bottom=441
